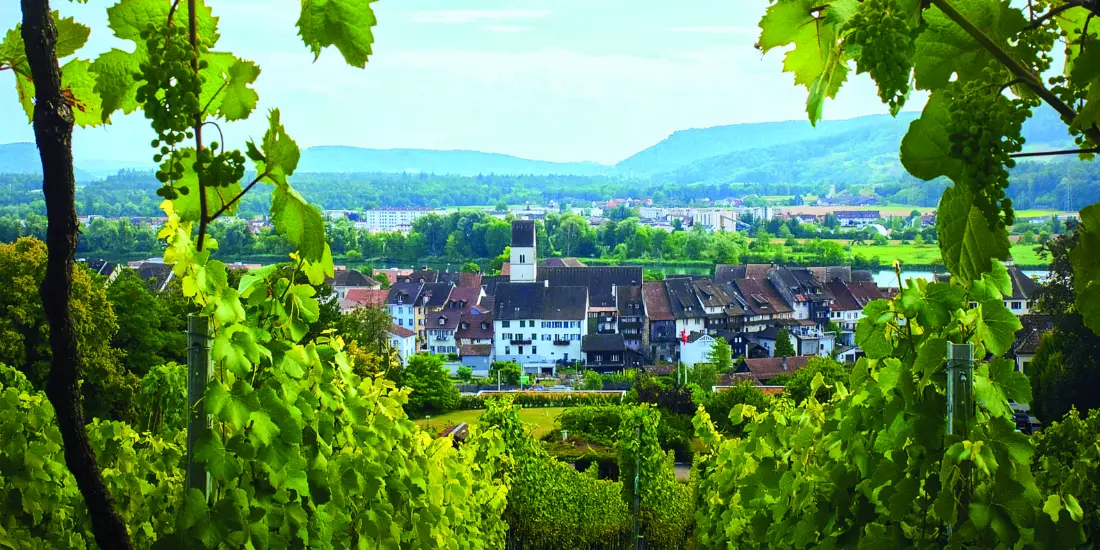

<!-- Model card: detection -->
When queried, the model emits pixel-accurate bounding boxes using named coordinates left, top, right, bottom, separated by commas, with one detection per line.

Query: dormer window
left=438, top=317, right=446, bottom=325
left=481, top=322, right=489, bottom=330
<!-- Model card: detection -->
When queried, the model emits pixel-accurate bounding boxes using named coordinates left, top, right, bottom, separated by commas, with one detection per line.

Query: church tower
left=509, top=220, right=537, bottom=282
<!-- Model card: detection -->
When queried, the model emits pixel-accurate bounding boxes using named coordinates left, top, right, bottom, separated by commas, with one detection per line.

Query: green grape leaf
left=302, top=244, right=334, bottom=285
left=212, top=324, right=259, bottom=376
left=206, top=381, right=259, bottom=431
left=289, top=284, right=320, bottom=323
left=0, top=27, right=28, bottom=70
left=855, top=299, right=893, bottom=359
left=913, top=0, right=1027, bottom=89
left=757, top=0, right=856, bottom=123
left=201, top=53, right=260, bottom=121
left=90, top=49, right=141, bottom=119
left=258, top=387, right=303, bottom=444
left=194, top=429, right=242, bottom=482
left=937, top=186, right=1011, bottom=284
left=1042, top=495, right=1062, bottom=523
left=976, top=300, right=1022, bottom=356
left=54, top=14, right=91, bottom=59
left=900, top=89, right=965, bottom=181
left=271, top=185, right=326, bottom=263
left=106, top=0, right=219, bottom=47
left=987, top=357, right=1031, bottom=405
left=61, top=59, right=104, bottom=128
left=914, top=336, right=946, bottom=386
left=255, top=109, right=301, bottom=186
left=177, top=488, right=211, bottom=531
left=917, top=282, right=965, bottom=328
left=296, top=0, right=378, bottom=68
left=970, top=262, right=1012, bottom=302
left=1064, top=494, right=1084, bottom=522
left=1071, top=203, right=1100, bottom=334
left=1068, top=43, right=1100, bottom=132
left=248, top=410, right=280, bottom=447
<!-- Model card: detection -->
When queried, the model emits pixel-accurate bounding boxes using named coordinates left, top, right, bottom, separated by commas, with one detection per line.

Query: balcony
left=553, top=339, right=571, bottom=346
left=510, top=339, right=533, bottom=345
left=619, top=321, right=643, bottom=330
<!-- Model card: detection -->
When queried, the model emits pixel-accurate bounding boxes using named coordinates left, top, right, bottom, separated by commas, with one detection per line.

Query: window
left=438, top=317, right=445, bottom=325
left=502, top=320, right=510, bottom=328
left=532, top=346, right=537, bottom=354
left=1011, top=301, right=1023, bottom=310
left=611, top=354, right=620, bottom=362
left=518, top=346, right=524, bottom=354
left=520, top=254, right=526, bottom=263
left=505, top=346, right=510, bottom=355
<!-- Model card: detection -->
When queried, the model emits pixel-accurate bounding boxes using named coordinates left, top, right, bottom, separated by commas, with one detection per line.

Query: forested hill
left=0, top=143, right=98, bottom=181
left=636, top=104, right=1074, bottom=181
left=296, top=146, right=610, bottom=176
left=615, top=112, right=920, bottom=176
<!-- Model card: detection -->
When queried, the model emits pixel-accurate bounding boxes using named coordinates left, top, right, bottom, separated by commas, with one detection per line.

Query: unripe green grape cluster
left=199, top=143, right=247, bottom=188
left=844, top=0, right=915, bottom=112
left=135, top=23, right=210, bottom=199
left=946, top=66, right=1032, bottom=229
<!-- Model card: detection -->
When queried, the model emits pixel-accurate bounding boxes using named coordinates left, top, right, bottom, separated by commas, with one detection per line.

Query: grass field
left=747, top=237, right=1048, bottom=267
left=415, top=407, right=568, bottom=439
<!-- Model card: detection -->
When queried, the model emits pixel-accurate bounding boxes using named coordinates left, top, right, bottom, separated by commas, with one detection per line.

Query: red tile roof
left=732, top=278, right=793, bottom=316
left=389, top=324, right=415, bottom=338
left=456, top=312, right=494, bottom=341
left=741, top=356, right=811, bottom=379
left=458, top=272, right=483, bottom=288
left=642, top=281, right=674, bottom=321
left=345, top=288, right=389, bottom=306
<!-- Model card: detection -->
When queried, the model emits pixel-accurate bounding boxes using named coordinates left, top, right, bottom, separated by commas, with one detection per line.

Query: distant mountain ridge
left=0, top=105, right=1080, bottom=182
left=296, top=146, right=611, bottom=176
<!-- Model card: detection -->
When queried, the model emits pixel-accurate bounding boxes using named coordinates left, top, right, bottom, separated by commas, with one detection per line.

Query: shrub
left=582, top=371, right=604, bottom=390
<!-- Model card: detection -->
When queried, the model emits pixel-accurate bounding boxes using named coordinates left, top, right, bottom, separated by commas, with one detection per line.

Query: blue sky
left=1, top=0, right=916, bottom=165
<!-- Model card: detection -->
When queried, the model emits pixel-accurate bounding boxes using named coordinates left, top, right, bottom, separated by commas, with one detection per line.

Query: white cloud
left=410, top=9, right=552, bottom=25
left=666, top=25, right=758, bottom=34
left=483, top=24, right=534, bottom=34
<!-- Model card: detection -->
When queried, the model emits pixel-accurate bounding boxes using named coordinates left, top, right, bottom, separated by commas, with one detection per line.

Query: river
left=872, top=268, right=1049, bottom=288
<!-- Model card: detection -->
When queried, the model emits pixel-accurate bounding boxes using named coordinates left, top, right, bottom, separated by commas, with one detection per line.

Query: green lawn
left=415, top=407, right=568, bottom=439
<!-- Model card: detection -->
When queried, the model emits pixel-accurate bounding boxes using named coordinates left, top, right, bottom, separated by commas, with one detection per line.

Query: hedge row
left=456, top=392, right=623, bottom=410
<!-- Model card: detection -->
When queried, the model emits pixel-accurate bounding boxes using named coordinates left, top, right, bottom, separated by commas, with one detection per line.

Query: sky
left=0, top=0, right=919, bottom=165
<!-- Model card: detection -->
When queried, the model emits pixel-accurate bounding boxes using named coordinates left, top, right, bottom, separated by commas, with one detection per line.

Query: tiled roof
left=460, top=344, right=492, bottom=357
left=445, top=287, right=482, bottom=308
left=665, top=277, right=705, bottom=319
left=422, top=282, right=454, bottom=308
left=740, top=355, right=811, bottom=380
left=402, top=270, right=439, bottom=284
left=456, top=311, right=494, bottom=341
left=345, top=288, right=389, bottom=306
left=582, top=333, right=627, bottom=352
left=642, top=281, right=674, bottom=321
left=389, top=324, right=415, bottom=338
left=438, top=272, right=461, bottom=285
left=615, top=284, right=644, bottom=316
left=835, top=210, right=880, bottom=219
left=137, top=262, right=174, bottom=292
left=713, top=263, right=774, bottom=285
left=387, top=282, right=424, bottom=306
left=846, top=281, right=886, bottom=306
left=458, top=272, right=482, bottom=288
left=537, top=266, right=642, bottom=308
left=481, top=275, right=506, bottom=297
left=329, top=269, right=376, bottom=288
left=1013, top=314, right=1054, bottom=355
left=1007, top=265, right=1040, bottom=300
left=494, top=282, right=587, bottom=320
left=732, top=278, right=794, bottom=316
left=825, top=280, right=862, bottom=311
left=427, top=311, right=462, bottom=330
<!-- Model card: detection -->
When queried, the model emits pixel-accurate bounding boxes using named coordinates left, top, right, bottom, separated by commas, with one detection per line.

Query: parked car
left=1013, top=412, right=1042, bottom=435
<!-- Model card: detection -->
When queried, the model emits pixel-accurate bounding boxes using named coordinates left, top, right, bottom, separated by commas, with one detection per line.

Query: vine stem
left=207, top=169, right=270, bottom=220
left=19, top=0, right=133, bottom=548
left=930, top=0, right=1100, bottom=145
left=1010, top=146, right=1100, bottom=157
left=188, top=0, right=208, bottom=251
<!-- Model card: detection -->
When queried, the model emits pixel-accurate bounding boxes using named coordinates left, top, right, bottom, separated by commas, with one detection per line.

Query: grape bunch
left=946, top=66, right=1033, bottom=229
left=843, top=0, right=916, bottom=113
left=201, top=142, right=247, bottom=189
left=135, top=23, right=210, bottom=199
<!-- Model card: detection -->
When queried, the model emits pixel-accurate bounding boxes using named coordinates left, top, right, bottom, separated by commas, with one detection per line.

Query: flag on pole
left=680, top=328, right=688, bottom=344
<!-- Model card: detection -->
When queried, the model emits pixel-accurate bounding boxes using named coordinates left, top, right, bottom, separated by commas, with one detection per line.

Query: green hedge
left=456, top=392, right=623, bottom=410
